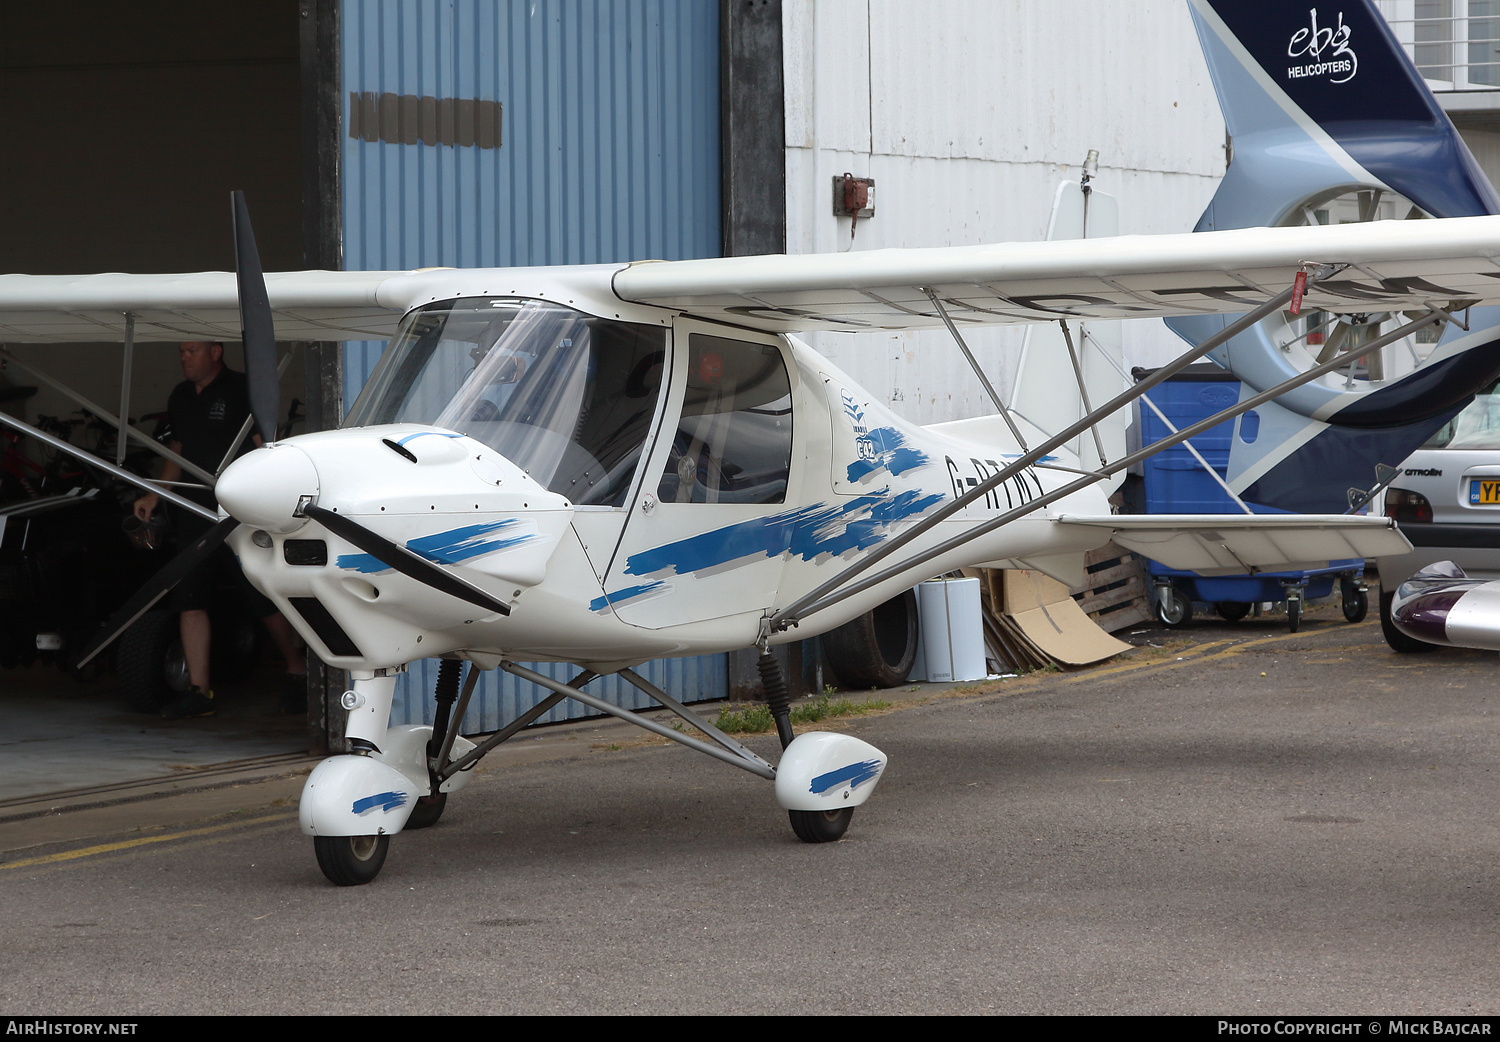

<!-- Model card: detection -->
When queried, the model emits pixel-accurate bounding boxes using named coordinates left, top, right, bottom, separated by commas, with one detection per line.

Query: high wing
left=0, top=270, right=405, bottom=343
left=5, top=215, right=1500, bottom=342
left=612, top=215, right=1500, bottom=332
left=1056, top=514, right=1410, bottom=577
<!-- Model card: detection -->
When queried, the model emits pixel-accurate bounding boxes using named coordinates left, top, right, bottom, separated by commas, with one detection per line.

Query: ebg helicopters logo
left=1287, top=7, right=1357, bottom=83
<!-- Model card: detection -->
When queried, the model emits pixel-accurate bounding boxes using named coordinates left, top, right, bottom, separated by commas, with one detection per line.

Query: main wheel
left=1215, top=601, right=1250, bottom=622
left=1287, top=596, right=1302, bottom=633
left=1380, top=590, right=1438, bottom=653
left=313, top=834, right=389, bottom=886
left=1155, top=586, right=1192, bottom=627
left=789, top=807, right=853, bottom=843
left=404, top=792, right=447, bottom=831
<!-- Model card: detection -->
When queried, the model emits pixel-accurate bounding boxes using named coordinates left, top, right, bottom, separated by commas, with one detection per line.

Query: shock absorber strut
left=758, top=648, right=795, bottom=750
left=429, top=659, right=463, bottom=785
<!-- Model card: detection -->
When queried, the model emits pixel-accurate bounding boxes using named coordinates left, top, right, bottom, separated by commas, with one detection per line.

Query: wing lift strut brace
left=767, top=265, right=1448, bottom=634
left=422, top=660, right=779, bottom=792
left=0, top=339, right=294, bottom=503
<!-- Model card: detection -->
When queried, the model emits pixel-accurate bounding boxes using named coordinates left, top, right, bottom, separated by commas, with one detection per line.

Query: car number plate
left=1468, top=478, right=1500, bottom=504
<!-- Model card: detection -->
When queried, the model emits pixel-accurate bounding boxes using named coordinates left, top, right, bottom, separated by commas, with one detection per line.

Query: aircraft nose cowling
left=217, top=443, right=319, bottom=534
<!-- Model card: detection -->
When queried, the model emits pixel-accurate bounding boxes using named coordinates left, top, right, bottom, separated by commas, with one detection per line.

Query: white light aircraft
left=0, top=0, right=1495, bottom=885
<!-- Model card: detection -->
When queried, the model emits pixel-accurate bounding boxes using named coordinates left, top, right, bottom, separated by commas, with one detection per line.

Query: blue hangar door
left=337, top=0, right=725, bottom=728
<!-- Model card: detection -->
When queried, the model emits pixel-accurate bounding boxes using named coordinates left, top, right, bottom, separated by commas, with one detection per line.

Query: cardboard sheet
left=1002, top=569, right=1131, bottom=666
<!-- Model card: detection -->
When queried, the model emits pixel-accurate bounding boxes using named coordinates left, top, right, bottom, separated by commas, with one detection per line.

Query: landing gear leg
left=303, top=670, right=403, bottom=886
left=759, top=647, right=796, bottom=751
left=408, top=660, right=461, bottom=831
left=761, top=648, right=858, bottom=843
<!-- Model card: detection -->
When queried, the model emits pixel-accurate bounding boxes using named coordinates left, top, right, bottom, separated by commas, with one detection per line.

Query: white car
left=1378, top=382, right=1500, bottom=652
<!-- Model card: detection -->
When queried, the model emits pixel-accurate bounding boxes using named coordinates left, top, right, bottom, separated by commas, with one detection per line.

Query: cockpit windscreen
left=346, top=299, right=666, bottom=505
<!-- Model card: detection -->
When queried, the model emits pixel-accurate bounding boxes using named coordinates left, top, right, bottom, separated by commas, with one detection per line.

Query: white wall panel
left=783, top=1, right=1228, bottom=423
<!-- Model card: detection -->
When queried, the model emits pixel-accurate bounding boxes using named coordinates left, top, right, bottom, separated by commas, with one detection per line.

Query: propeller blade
left=231, top=190, right=279, bottom=444
left=301, top=504, right=512, bottom=618
left=74, top=516, right=240, bottom=669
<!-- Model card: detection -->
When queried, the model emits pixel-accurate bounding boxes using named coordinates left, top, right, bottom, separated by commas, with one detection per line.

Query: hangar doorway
left=0, top=0, right=308, bottom=408
left=0, top=0, right=319, bottom=798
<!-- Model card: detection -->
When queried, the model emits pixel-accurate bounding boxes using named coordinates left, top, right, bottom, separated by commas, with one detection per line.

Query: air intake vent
left=288, top=597, right=362, bottom=658
left=284, top=540, right=328, bottom=566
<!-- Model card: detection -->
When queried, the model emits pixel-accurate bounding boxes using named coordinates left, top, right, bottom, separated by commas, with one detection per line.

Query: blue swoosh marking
left=336, top=519, right=535, bottom=574
left=809, top=759, right=883, bottom=795
left=352, top=790, right=408, bottom=815
left=590, top=580, right=668, bottom=613
left=623, top=489, right=944, bottom=577
left=396, top=431, right=464, bottom=446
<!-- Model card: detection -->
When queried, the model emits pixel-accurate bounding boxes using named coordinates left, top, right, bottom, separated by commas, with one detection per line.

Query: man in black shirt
left=133, top=341, right=306, bottom=718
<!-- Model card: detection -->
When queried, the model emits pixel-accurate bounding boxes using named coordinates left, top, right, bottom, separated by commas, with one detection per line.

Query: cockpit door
left=599, top=319, right=797, bottom=631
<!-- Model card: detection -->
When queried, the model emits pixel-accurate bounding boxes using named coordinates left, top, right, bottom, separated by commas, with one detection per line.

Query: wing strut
left=773, top=297, right=1437, bottom=631
left=0, top=346, right=219, bottom=488
left=1081, top=325, right=1255, bottom=516
left=0, top=409, right=219, bottom=522
left=1057, top=320, right=1110, bottom=470
left=923, top=288, right=1027, bottom=451
left=769, top=266, right=1429, bottom=632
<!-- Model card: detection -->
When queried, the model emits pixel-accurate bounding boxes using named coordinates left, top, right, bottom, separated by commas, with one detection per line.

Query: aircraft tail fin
left=1186, top=0, right=1497, bottom=229
left=1163, top=0, right=1500, bottom=514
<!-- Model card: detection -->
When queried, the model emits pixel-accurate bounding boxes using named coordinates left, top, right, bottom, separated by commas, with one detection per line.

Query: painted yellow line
left=0, top=813, right=290, bottom=871
left=1072, top=639, right=1237, bottom=681
left=1066, top=619, right=1377, bottom=685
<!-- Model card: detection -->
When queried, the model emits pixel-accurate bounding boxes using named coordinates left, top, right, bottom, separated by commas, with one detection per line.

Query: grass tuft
left=713, top=691, right=893, bottom=735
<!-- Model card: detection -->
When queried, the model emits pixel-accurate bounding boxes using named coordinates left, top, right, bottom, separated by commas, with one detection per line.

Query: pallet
left=1069, top=541, right=1150, bottom=633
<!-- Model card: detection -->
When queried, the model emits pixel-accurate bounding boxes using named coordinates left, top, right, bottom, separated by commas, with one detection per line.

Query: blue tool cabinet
left=1134, top=365, right=1367, bottom=632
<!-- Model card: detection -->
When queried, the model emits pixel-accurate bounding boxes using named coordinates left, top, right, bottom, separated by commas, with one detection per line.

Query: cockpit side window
left=656, top=334, right=792, bottom=505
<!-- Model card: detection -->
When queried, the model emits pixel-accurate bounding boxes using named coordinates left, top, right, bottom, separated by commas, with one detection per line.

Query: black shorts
left=164, top=510, right=276, bottom=618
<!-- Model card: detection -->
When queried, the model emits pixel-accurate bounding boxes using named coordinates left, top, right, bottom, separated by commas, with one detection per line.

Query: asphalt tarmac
left=2, top=602, right=1496, bottom=1015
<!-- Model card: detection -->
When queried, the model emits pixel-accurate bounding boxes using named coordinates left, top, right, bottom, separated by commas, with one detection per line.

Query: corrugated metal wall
left=342, top=0, right=722, bottom=401
left=393, top=656, right=729, bottom=732
left=338, top=0, right=726, bottom=729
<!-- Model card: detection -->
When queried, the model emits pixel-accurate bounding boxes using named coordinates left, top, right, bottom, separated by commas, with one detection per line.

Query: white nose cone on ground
left=216, top=442, right=320, bottom=534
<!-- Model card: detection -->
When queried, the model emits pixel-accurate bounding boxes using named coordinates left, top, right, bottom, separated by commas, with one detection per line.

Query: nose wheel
left=313, top=834, right=389, bottom=886
left=789, top=808, right=854, bottom=843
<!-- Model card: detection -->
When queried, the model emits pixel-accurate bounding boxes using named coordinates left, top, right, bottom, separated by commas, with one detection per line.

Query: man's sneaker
left=279, top=673, right=307, bottom=715
left=162, top=687, right=216, bottom=719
